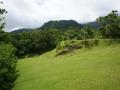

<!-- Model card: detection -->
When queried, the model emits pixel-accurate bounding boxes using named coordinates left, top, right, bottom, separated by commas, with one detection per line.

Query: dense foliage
left=10, top=26, right=96, bottom=57
left=40, top=20, right=82, bottom=30
left=56, top=39, right=99, bottom=56
left=0, top=44, right=18, bottom=90
left=11, top=30, right=59, bottom=57
left=97, top=10, right=120, bottom=38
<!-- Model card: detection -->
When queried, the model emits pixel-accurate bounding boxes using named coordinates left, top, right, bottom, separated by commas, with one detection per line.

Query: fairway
left=13, top=44, right=120, bottom=90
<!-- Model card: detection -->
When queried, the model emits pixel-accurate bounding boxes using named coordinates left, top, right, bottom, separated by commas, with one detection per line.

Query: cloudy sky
left=3, top=0, right=120, bottom=31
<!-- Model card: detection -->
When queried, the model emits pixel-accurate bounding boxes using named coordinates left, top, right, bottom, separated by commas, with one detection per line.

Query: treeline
left=1, top=11, right=120, bottom=58
left=11, top=30, right=59, bottom=57
left=9, top=26, right=96, bottom=57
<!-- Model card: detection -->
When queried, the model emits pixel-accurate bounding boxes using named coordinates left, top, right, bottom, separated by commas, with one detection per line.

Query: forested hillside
left=40, top=20, right=82, bottom=30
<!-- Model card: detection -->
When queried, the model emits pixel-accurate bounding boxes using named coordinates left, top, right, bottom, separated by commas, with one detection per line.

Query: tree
left=81, top=24, right=95, bottom=39
left=97, top=10, right=120, bottom=38
left=0, top=1, right=7, bottom=31
left=0, top=1, right=8, bottom=43
left=0, top=2, right=18, bottom=90
left=0, top=44, right=18, bottom=90
left=11, top=30, right=59, bottom=57
left=97, top=10, right=120, bottom=26
left=102, top=24, right=120, bottom=38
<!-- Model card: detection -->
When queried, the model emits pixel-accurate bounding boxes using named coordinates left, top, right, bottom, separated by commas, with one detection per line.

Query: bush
left=82, top=39, right=99, bottom=48
left=56, top=39, right=99, bottom=56
left=0, top=44, right=18, bottom=90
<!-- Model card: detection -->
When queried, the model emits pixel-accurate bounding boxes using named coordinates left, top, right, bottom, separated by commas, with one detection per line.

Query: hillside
left=11, top=28, right=33, bottom=33
left=13, top=41, right=120, bottom=90
left=11, top=20, right=82, bottom=33
left=83, top=21, right=101, bottom=29
left=39, top=20, right=82, bottom=30
left=10, top=21, right=101, bottom=33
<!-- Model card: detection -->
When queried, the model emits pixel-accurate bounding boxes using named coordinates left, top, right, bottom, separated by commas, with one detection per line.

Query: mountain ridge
left=11, top=20, right=100, bottom=33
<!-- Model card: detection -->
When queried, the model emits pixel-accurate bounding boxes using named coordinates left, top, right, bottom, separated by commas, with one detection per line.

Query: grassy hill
left=13, top=40, right=120, bottom=90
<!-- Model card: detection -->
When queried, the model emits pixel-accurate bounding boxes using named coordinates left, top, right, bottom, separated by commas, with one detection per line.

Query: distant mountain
left=82, top=21, right=101, bottom=29
left=11, top=21, right=101, bottom=34
left=11, top=28, right=33, bottom=33
left=40, top=20, right=82, bottom=30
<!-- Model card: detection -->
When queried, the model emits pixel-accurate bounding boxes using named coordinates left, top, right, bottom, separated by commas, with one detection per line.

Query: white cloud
left=3, top=0, right=120, bottom=31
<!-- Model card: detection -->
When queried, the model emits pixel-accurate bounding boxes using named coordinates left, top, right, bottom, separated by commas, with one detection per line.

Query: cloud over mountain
left=3, top=0, right=120, bottom=31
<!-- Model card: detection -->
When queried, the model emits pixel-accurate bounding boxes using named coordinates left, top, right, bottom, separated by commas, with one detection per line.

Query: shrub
left=0, top=44, right=18, bottom=90
left=56, top=39, right=99, bottom=56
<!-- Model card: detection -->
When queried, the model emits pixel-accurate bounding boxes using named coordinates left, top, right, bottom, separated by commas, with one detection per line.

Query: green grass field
left=13, top=43, right=120, bottom=90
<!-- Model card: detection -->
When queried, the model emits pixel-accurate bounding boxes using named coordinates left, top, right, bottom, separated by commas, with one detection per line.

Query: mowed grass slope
left=13, top=44, right=120, bottom=90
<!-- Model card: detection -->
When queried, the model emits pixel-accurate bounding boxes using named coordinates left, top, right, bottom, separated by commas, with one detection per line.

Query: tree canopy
left=97, top=10, right=120, bottom=38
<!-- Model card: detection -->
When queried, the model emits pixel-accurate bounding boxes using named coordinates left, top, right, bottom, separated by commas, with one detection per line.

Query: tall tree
left=0, top=2, right=18, bottom=90
left=97, top=10, right=120, bottom=38
left=0, top=1, right=7, bottom=32
left=0, top=1, right=10, bottom=43
left=97, top=10, right=120, bottom=26
left=81, top=24, right=95, bottom=39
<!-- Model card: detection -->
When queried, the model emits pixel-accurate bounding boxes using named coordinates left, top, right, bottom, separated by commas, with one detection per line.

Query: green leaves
left=0, top=2, right=7, bottom=32
left=97, top=10, right=120, bottom=38
left=0, top=44, right=18, bottom=90
left=97, top=10, right=120, bottom=26
left=11, top=30, right=58, bottom=57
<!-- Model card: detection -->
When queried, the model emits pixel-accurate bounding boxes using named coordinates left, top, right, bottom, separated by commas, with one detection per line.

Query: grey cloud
left=3, top=0, right=120, bottom=31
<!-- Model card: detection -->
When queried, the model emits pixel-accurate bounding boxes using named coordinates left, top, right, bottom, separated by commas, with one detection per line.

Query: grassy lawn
left=13, top=44, right=120, bottom=90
